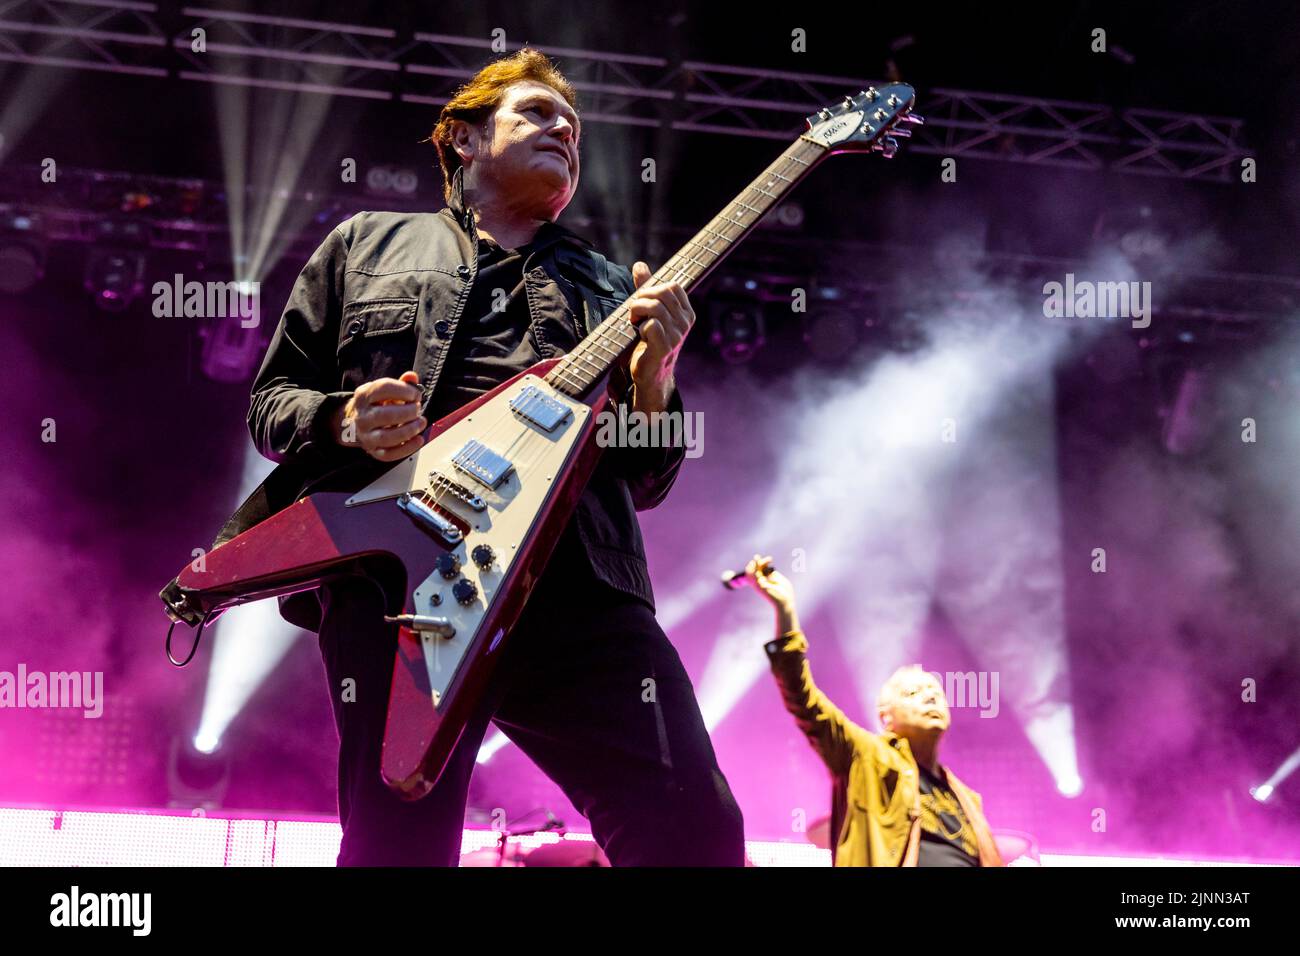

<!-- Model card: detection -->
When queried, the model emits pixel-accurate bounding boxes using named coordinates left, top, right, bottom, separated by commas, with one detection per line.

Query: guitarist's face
left=454, top=80, right=581, bottom=220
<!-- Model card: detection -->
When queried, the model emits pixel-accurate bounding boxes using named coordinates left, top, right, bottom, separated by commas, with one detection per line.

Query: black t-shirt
left=916, top=764, right=980, bottom=867
left=426, top=235, right=542, bottom=422
left=429, top=233, right=592, bottom=579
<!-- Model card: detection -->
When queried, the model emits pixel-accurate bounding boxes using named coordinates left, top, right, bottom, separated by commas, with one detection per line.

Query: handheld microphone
left=720, top=557, right=773, bottom=591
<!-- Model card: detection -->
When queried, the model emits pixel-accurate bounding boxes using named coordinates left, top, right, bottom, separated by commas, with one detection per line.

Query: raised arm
left=743, top=556, right=861, bottom=777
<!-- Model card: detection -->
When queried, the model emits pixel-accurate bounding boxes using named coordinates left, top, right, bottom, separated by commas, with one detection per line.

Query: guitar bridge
left=396, top=492, right=463, bottom=545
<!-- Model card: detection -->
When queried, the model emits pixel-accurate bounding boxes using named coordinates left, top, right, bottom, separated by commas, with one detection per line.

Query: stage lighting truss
left=4, top=163, right=1295, bottom=337
left=0, top=5, right=1252, bottom=182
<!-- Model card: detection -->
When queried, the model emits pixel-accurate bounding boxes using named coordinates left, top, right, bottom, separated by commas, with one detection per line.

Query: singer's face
left=881, top=672, right=950, bottom=735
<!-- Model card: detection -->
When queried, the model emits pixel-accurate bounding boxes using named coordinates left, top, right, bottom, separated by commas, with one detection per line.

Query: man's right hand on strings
left=331, top=370, right=428, bottom=461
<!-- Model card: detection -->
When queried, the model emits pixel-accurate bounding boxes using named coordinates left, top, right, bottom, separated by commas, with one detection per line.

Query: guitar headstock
left=802, top=83, right=923, bottom=158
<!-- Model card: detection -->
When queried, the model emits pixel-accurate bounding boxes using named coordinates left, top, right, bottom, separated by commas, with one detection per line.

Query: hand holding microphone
left=720, top=555, right=772, bottom=589
left=726, top=553, right=801, bottom=635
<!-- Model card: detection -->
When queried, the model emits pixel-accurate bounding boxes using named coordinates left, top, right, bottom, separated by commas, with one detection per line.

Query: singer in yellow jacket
left=742, top=555, right=1003, bottom=867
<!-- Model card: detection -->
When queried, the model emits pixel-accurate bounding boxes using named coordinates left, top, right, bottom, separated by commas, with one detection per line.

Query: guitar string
left=558, top=107, right=903, bottom=390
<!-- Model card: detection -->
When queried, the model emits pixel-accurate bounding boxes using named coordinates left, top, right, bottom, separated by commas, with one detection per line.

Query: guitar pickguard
left=349, top=374, right=591, bottom=706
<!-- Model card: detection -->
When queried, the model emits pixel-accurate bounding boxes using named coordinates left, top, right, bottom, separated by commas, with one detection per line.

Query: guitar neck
left=545, top=135, right=830, bottom=398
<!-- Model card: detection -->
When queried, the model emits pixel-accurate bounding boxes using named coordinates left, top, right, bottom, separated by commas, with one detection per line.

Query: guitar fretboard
left=545, top=135, right=829, bottom=398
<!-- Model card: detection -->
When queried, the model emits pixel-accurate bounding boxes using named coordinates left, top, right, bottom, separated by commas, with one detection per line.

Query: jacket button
left=347, top=319, right=363, bottom=334
left=434, top=319, right=451, bottom=337
left=456, top=265, right=471, bottom=279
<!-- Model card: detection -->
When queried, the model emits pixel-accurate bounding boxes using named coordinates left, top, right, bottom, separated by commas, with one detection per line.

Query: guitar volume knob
left=452, top=578, right=478, bottom=606
left=436, top=553, right=461, bottom=579
left=471, top=544, right=496, bottom=569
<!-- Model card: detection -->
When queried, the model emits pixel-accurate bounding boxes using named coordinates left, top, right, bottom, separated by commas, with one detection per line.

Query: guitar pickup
left=427, top=471, right=487, bottom=512
left=509, top=384, right=571, bottom=433
left=451, top=439, right=514, bottom=490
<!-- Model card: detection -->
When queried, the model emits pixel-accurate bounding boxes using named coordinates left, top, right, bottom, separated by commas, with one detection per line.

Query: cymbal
left=522, top=840, right=609, bottom=867
left=459, top=847, right=526, bottom=867
left=806, top=815, right=832, bottom=850
left=992, top=829, right=1040, bottom=865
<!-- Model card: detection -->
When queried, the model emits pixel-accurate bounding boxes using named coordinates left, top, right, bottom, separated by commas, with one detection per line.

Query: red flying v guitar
left=160, top=85, right=922, bottom=800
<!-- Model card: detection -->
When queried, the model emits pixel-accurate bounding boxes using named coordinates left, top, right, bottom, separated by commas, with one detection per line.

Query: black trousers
left=315, top=558, right=745, bottom=867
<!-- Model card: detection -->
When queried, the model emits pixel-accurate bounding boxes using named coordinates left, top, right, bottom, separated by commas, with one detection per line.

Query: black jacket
left=215, top=166, right=685, bottom=631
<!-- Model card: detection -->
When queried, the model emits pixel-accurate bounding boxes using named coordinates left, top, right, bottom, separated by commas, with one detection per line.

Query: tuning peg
left=843, top=96, right=854, bottom=109
left=900, top=112, right=925, bottom=125
left=890, top=127, right=913, bottom=138
left=872, top=136, right=899, bottom=158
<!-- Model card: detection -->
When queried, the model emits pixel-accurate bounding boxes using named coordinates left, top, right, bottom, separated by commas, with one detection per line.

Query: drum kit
left=459, top=809, right=610, bottom=867
left=459, top=839, right=610, bottom=867
left=460, top=809, right=1036, bottom=866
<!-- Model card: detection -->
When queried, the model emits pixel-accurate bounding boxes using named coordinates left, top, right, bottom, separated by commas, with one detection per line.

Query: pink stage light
left=0, top=806, right=1293, bottom=867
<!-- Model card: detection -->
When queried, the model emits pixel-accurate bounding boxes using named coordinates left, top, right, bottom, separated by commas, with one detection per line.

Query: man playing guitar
left=166, top=47, right=923, bottom=867
left=248, top=48, right=743, bottom=866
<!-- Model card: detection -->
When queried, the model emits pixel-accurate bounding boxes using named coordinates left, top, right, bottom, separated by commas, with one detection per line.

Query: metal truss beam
left=0, top=2, right=1252, bottom=182
left=0, top=0, right=168, bottom=77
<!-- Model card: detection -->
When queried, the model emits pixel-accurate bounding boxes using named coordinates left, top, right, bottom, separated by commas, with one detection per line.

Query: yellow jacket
left=765, top=629, right=1003, bottom=867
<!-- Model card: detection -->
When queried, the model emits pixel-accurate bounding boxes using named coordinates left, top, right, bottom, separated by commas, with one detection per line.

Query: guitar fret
left=551, top=367, right=581, bottom=391
left=679, top=249, right=710, bottom=269
left=569, top=349, right=602, bottom=374
left=585, top=337, right=620, bottom=360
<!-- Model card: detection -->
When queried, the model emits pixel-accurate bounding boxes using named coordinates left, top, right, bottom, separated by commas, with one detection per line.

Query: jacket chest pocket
left=337, top=298, right=418, bottom=392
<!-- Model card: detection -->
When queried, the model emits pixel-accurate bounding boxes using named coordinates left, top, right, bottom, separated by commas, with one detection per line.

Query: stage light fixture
left=166, top=734, right=230, bottom=810
left=709, top=300, right=766, bottom=364
left=0, top=210, right=47, bottom=294
left=83, top=249, right=146, bottom=313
